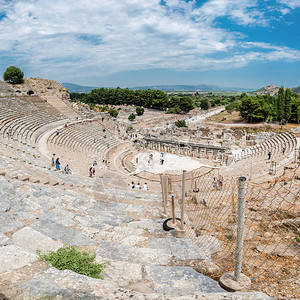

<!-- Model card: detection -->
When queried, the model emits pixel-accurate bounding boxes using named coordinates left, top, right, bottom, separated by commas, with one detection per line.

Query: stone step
left=96, top=240, right=172, bottom=265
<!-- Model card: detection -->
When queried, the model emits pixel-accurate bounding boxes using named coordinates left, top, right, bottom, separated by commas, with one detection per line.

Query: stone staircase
left=45, top=95, right=81, bottom=119
left=0, top=173, right=271, bottom=299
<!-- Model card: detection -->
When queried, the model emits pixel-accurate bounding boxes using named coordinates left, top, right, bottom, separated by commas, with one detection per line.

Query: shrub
left=136, top=106, right=144, bottom=116
left=128, top=113, right=136, bottom=121
left=3, top=66, right=24, bottom=84
left=175, top=120, right=187, bottom=127
left=126, top=125, right=133, bottom=132
left=108, top=108, right=118, bottom=118
left=166, top=106, right=181, bottom=114
left=36, top=245, right=105, bottom=279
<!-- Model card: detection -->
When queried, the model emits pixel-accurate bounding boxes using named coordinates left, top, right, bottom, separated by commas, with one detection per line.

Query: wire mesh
left=166, top=163, right=300, bottom=298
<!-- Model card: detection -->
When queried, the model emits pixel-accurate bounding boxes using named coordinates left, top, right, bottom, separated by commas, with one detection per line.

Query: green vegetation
left=36, top=245, right=105, bottom=279
left=108, top=108, right=118, bottom=118
left=126, top=125, right=133, bottom=132
left=70, top=88, right=194, bottom=113
left=228, top=88, right=300, bottom=123
left=175, top=120, right=187, bottom=128
left=136, top=106, right=144, bottom=116
left=3, top=66, right=24, bottom=84
left=128, top=113, right=136, bottom=121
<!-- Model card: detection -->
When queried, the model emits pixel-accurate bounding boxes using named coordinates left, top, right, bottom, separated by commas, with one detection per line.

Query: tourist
left=143, top=183, right=148, bottom=190
left=268, top=151, right=271, bottom=160
left=55, top=158, right=60, bottom=170
left=51, top=154, right=55, bottom=166
left=135, top=183, right=141, bottom=190
left=56, top=129, right=59, bottom=136
left=89, top=167, right=93, bottom=177
left=93, top=160, right=98, bottom=166
left=129, top=181, right=135, bottom=189
left=136, top=157, right=139, bottom=164
left=64, top=164, right=72, bottom=174
left=213, top=177, right=217, bottom=189
left=282, top=147, right=286, bottom=155
left=91, top=165, right=95, bottom=175
left=218, top=177, right=223, bottom=189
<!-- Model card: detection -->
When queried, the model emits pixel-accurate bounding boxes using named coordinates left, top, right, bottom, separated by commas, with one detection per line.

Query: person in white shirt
left=135, top=183, right=141, bottom=190
left=143, top=183, right=148, bottom=190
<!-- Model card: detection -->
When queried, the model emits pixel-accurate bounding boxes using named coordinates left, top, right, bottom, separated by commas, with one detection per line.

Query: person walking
left=52, top=154, right=55, bottom=166
left=268, top=151, right=271, bottom=160
left=55, top=158, right=60, bottom=170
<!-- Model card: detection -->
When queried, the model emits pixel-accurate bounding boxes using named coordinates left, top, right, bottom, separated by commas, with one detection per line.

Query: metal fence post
left=234, top=176, right=247, bottom=281
left=160, top=173, right=167, bottom=215
left=219, top=176, right=251, bottom=291
left=181, top=170, right=186, bottom=231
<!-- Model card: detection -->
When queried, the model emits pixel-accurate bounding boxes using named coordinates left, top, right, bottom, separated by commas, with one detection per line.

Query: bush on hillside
left=108, top=108, right=118, bottom=118
left=128, top=113, right=136, bottom=121
left=175, top=120, right=187, bottom=128
left=136, top=106, right=144, bottom=116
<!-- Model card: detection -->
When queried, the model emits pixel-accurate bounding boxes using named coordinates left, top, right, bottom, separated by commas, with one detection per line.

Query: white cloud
left=0, top=0, right=299, bottom=81
left=277, top=0, right=300, bottom=9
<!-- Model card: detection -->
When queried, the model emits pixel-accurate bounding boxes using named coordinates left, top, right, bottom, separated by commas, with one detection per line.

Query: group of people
left=129, top=181, right=148, bottom=190
left=51, top=153, right=72, bottom=174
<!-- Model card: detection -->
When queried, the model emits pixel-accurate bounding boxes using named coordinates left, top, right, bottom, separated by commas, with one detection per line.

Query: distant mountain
left=131, top=84, right=253, bottom=92
left=61, top=82, right=99, bottom=93
left=292, top=86, right=300, bottom=94
left=255, top=84, right=279, bottom=96
left=61, top=82, right=254, bottom=93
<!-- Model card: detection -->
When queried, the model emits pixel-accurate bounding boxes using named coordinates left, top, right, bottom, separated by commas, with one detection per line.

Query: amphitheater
left=0, top=80, right=299, bottom=299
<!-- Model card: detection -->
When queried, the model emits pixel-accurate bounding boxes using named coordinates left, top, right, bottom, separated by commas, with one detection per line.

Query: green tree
left=3, top=66, right=24, bottom=84
left=108, top=108, right=118, bottom=118
left=277, top=86, right=285, bottom=120
left=128, top=113, right=136, bottom=121
left=284, top=88, right=292, bottom=121
left=136, top=106, right=144, bottom=116
left=199, top=99, right=209, bottom=110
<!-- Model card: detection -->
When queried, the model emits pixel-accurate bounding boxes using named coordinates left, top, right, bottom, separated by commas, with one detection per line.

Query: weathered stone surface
left=127, top=219, right=164, bottom=234
left=97, top=240, right=171, bottom=265
left=0, top=245, right=37, bottom=272
left=95, top=259, right=143, bottom=286
left=30, top=219, right=97, bottom=246
left=145, top=265, right=225, bottom=295
left=0, top=232, right=12, bottom=246
left=0, top=214, right=25, bottom=234
left=149, top=233, right=206, bottom=261
left=21, top=268, right=120, bottom=299
left=12, top=227, right=63, bottom=253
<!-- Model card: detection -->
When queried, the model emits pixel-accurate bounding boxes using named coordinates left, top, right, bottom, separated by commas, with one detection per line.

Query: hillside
left=255, top=84, right=279, bottom=96
left=0, top=78, right=69, bottom=101
left=292, top=86, right=300, bottom=93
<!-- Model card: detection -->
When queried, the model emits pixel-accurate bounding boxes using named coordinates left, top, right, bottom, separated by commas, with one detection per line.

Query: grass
left=36, top=245, right=105, bottom=279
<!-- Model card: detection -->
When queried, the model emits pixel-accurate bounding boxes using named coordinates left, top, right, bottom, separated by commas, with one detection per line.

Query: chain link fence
left=161, top=163, right=300, bottom=298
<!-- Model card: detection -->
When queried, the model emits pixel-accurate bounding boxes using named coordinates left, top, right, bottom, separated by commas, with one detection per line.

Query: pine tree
left=277, top=86, right=285, bottom=121
left=284, top=88, right=292, bottom=121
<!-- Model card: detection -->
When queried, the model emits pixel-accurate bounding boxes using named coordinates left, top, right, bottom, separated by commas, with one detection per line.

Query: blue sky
left=0, top=0, right=300, bottom=89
